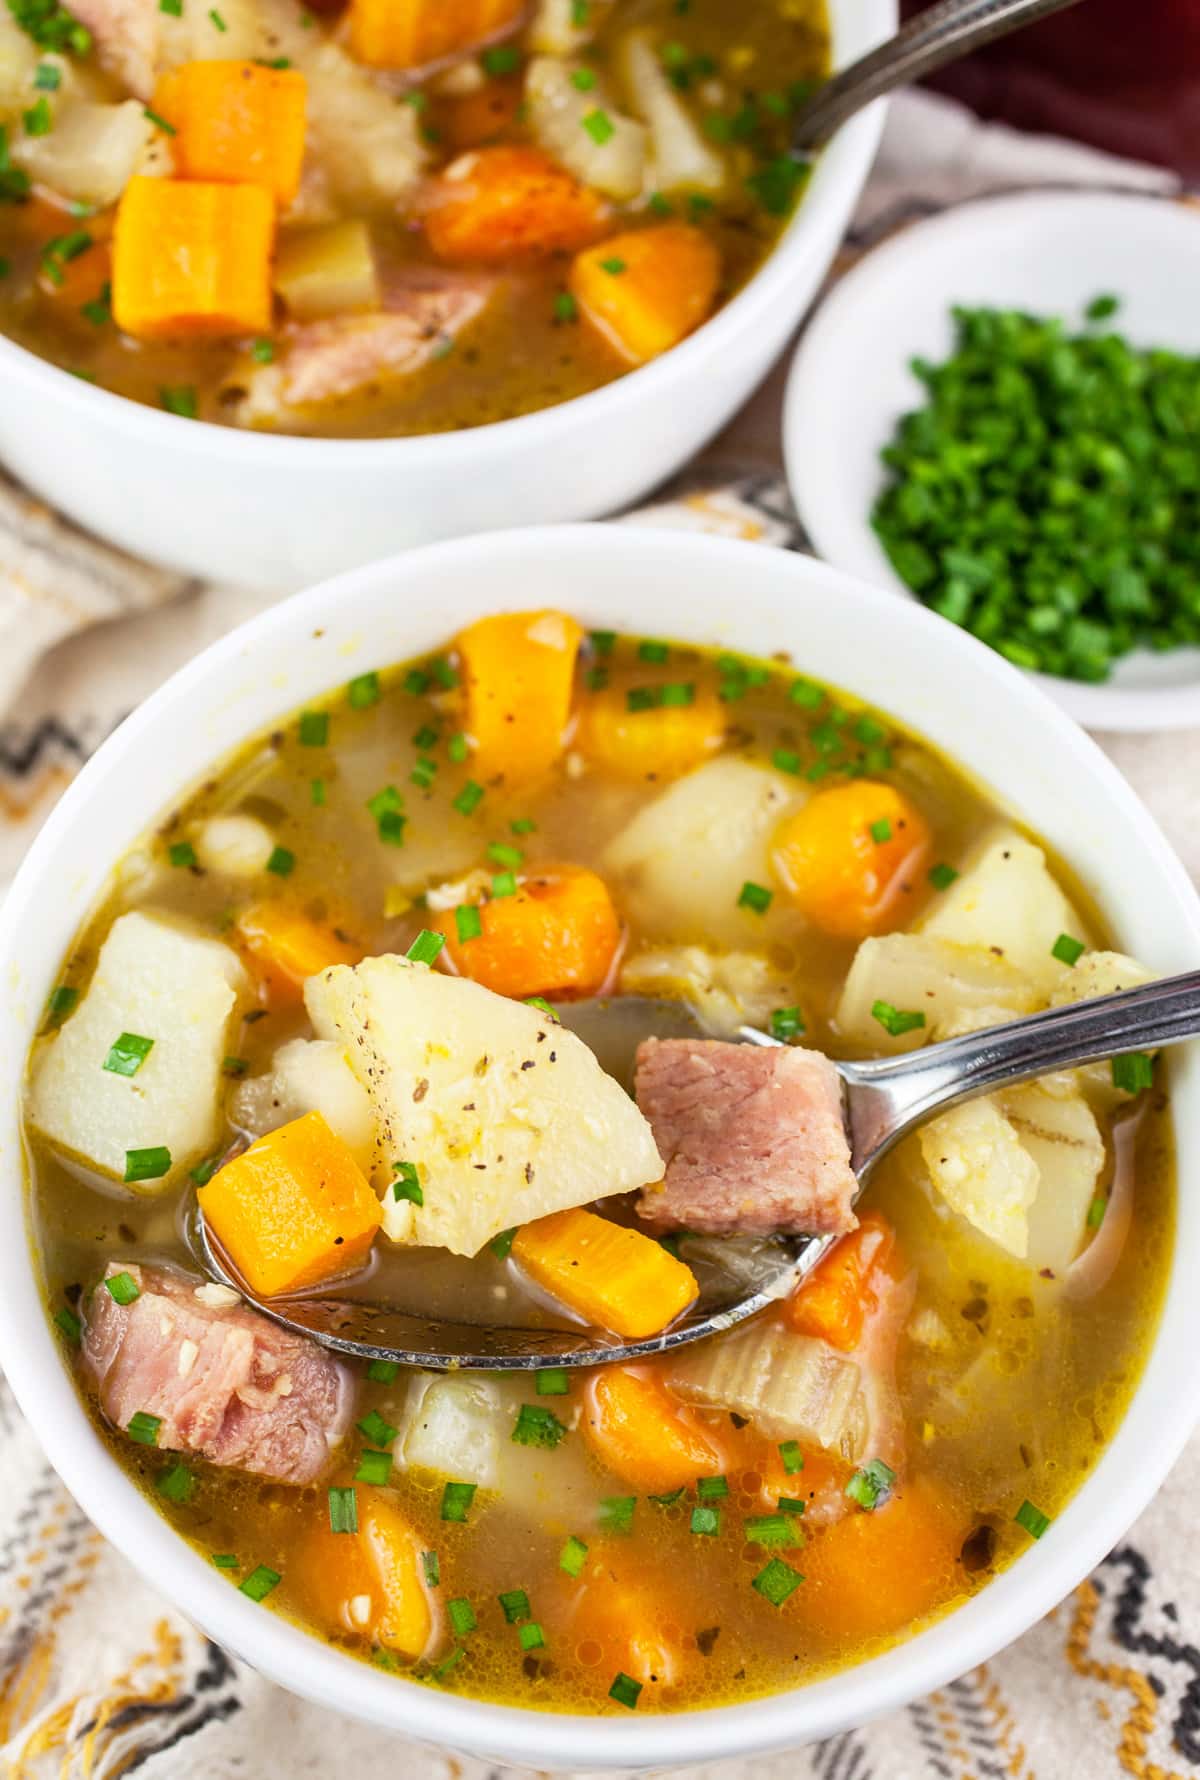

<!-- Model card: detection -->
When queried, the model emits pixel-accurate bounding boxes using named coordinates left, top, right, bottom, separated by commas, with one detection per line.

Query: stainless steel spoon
left=193, top=969, right=1200, bottom=1371
left=789, top=0, right=1085, bottom=153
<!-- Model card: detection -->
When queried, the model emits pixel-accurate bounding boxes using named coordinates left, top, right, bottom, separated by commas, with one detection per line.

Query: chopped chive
left=481, top=41, right=519, bottom=73
left=367, top=1357, right=398, bottom=1383
left=23, top=95, right=52, bottom=134
left=159, top=0, right=182, bottom=12
left=511, top=817, right=536, bottom=835
left=310, top=778, right=326, bottom=807
left=589, top=629, right=616, bottom=655
left=609, top=1671, right=642, bottom=1709
left=569, top=65, right=595, bottom=89
left=513, top=1403, right=568, bottom=1448
left=559, top=1534, right=588, bottom=1576
left=854, top=714, right=886, bottom=745
left=440, top=1480, right=477, bottom=1522
left=524, top=996, right=559, bottom=1021
left=491, top=871, right=518, bottom=898
left=159, top=384, right=197, bottom=416
left=102, top=1030, right=153, bottom=1077
left=212, top=1552, right=238, bottom=1569
left=347, top=671, right=381, bottom=708
left=54, top=1305, right=82, bottom=1344
left=869, top=817, right=893, bottom=844
left=422, top=1549, right=440, bottom=1586
left=490, top=1226, right=518, bottom=1260
left=648, top=190, right=672, bottom=216
left=845, top=1457, right=896, bottom=1511
left=769, top=1005, right=804, bottom=1042
left=34, top=58, right=61, bottom=84
left=43, top=984, right=78, bottom=1028
left=105, top=1270, right=140, bottom=1305
left=411, top=755, right=438, bottom=790
left=124, top=1146, right=171, bottom=1184
left=586, top=665, right=609, bottom=691
left=599, top=1495, right=635, bottom=1533
left=367, top=786, right=405, bottom=820
left=498, top=1587, right=530, bottom=1623
left=80, top=280, right=110, bottom=324
left=168, top=841, right=197, bottom=868
left=157, top=1463, right=195, bottom=1503
left=189, top=1153, right=220, bottom=1187
left=518, top=1621, right=545, bottom=1651
left=570, top=0, right=588, bottom=20
left=778, top=1440, right=804, bottom=1475
left=298, top=710, right=328, bottom=746
left=1085, top=293, right=1119, bottom=322
left=928, top=862, right=958, bottom=891
left=778, top=1496, right=806, bottom=1515
left=433, top=656, right=458, bottom=689
left=690, top=1504, right=721, bottom=1536
left=127, top=1411, right=162, bottom=1445
left=789, top=677, right=824, bottom=709
left=752, top=1556, right=803, bottom=1606
left=239, top=1565, right=281, bottom=1602
left=626, top=686, right=659, bottom=713
left=391, top=1160, right=423, bottom=1205
left=1014, top=1498, right=1051, bottom=1539
left=355, top=1449, right=393, bottom=1486
left=696, top=1474, right=729, bottom=1501
left=648, top=1485, right=685, bottom=1507
left=871, top=999, right=926, bottom=1038
left=407, top=929, right=446, bottom=965
left=744, top=1513, right=797, bottom=1547
left=582, top=108, right=614, bottom=144
left=452, top=780, right=484, bottom=816
left=1051, top=933, right=1086, bottom=967
left=222, top=1055, right=248, bottom=1079
left=738, top=881, right=773, bottom=914
left=357, top=1409, right=398, bottom=1446
left=447, top=1596, right=477, bottom=1635
left=209, top=5, right=227, bottom=25
left=266, top=845, right=294, bottom=877
left=447, top=731, right=469, bottom=763
left=402, top=668, right=429, bottom=696
left=455, top=903, right=483, bottom=944
left=488, top=841, right=524, bottom=868
left=1112, top=1051, right=1154, bottom=1093
left=772, top=748, right=801, bottom=775
left=536, top=1368, right=569, bottom=1396
left=412, top=723, right=438, bottom=750
left=430, top=1644, right=465, bottom=1680
left=144, top=106, right=176, bottom=135
left=639, top=640, right=669, bottom=662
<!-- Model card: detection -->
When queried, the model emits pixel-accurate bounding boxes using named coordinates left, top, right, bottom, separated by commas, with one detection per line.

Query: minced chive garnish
left=769, top=1005, right=804, bottom=1042
left=778, top=1496, right=806, bottom=1515
left=124, top=1146, right=171, bottom=1183
left=738, top=881, right=773, bottom=914
left=189, top=1153, right=220, bottom=1186
left=1051, top=933, right=1086, bottom=967
left=298, top=710, right=328, bottom=746
left=412, top=723, right=438, bottom=750
left=869, top=818, right=893, bottom=844
left=599, top=1495, right=635, bottom=1533
left=846, top=1457, right=896, bottom=1511
left=626, top=686, right=659, bottom=713
left=266, top=845, right=294, bottom=877
left=80, top=283, right=110, bottom=325
left=406, top=929, right=445, bottom=965
left=127, top=1411, right=162, bottom=1445
left=747, top=151, right=811, bottom=217
left=744, top=1513, right=797, bottom=1547
left=536, top=1368, right=569, bottom=1396
left=772, top=748, right=801, bottom=775
left=348, top=671, right=381, bottom=708
left=367, top=1357, right=398, bottom=1383
left=157, top=1462, right=194, bottom=1503
left=1015, top=1498, right=1051, bottom=1539
left=159, top=384, right=196, bottom=415
left=559, top=1534, right=588, bottom=1576
left=582, top=108, right=614, bottom=144
left=212, top=1552, right=238, bottom=1569
left=23, top=95, right=52, bottom=134
left=511, top=817, right=537, bottom=835
left=310, top=778, right=326, bottom=806
left=34, top=58, right=61, bottom=85
left=54, top=1305, right=82, bottom=1344
left=525, top=996, right=559, bottom=1021
left=455, top=903, right=483, bottom=943
left=1087, top=1193, right=1108, bottom=1230
left=519, top=1622, right=545, bottom=1651
left=639, top=640, right=669, bottom=662
left=355, top=1449, right=393, bottom=1486
left=102, top=1031, right=153, bottom=1077
left=491, top=871, right=518, bottom=898
left=105, top=1270, right=140, bottom=1305
left=648, top=190, right=672, bottom=215
left=431, top=1645, right=465, bottom=1681
left=498, top=1588, right=530, bottom=1623
left=168, top=841, right=197, bottom=868
left=159, top=0, right=181, bottom=13
left=570, top=0, right=588, bottom=21
left=928, top=862, right=958, bottom=890
left=448, top=1597, right=477, bottom=1636
left=209, top=5, right=227, bottom=25
left=490, top=1226, right=517, bottom=1260
left=569, top=65, right=596, bottom=89
left=488, top=841, right=523, bottom=867
left=779, top=1440, right=804, bottom=1474
left=871, top=1000, right=926, bottom=1038
left=660, top=682, right=695, bottom=706
left=1086, top=293, right=1119, bottom=322
left=513, top=1403, right=568, bottom=1448
left=43, top=984, right=78, bottom=1027
left=453, top=780, right=484, bottom=816
left=1112, top=1051, right=1154, bottom=1093
left=403, top=668, right=429, bottom=695
left=690, top=1504, right=721, bottom=1536
left=649, top=1486, right=685, bottom=1507
left=447, top=732, right=469, bottom=763
left=422, top=1549, right=440, bottom=1586
left=411, top=755, right=437, bottom=790
left=696, top=1474, right=729, bottom=1501
left=391, top=1160, right=423, bottom=1205
left=585, top=666, right=609, bottom=691
left=481, top=42, right=519, bottom=73
left=609, top=1671, right=642, bottom=1709
left=752, top=1556, right=803, bottom=1606
left=378, top=811, right=406, bottom=846
left=222, top=1056, right=248, bottom=1078
left=239, top=1565, right=281, bottom=1602
left=440, top=1480, right=477, bottom=1522
left=357, top=1409, right=397, bottom=1446
left=854, top=714, right=886, bottom=744
left=790, top=677, right=823, bottom=709
left=589, top=629, right=616, bottom=655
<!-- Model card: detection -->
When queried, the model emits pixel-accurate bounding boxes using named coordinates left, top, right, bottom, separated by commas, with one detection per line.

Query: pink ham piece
left=82, top=1261, right=355, bottom=1484
left=634, top=1037, right=858, bottom=1238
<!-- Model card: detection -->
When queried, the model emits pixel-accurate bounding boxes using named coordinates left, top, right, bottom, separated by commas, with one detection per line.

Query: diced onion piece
left=193, top=814, right=275, bottom=878
left=917, top=828, right=1089, bottom=994
left=669, top=1318, right=865, bottom=1455
left=275, top=220, right=382, bottom=321
left=15, top=99, right=153, bottom=207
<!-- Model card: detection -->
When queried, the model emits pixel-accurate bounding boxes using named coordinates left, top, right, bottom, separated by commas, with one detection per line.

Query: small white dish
left=784, top=189, right=1200, bottom=733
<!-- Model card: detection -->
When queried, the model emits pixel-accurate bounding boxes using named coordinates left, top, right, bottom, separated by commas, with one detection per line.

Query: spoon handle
left=790, top=0, right=1086, bottom=151
left=840, top=969, right=1200, bottom=1174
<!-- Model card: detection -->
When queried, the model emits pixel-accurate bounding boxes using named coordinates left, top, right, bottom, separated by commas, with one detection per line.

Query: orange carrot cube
left=569, top=223, right=720, bottom=364
left=349, top=0, right=523, bottom=71
left=155, top=61, right=307, bottom=206
left=112, top=177, right=274, bottom=341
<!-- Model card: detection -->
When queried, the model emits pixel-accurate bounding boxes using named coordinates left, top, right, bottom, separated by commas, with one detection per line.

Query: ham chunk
left=69, top=0, right=160, bottom=96
left=634, top=1038, right=858, bottom=1238
left=228, top=273, right=493, bottom=428
left=81, top=1261, right=355, bottom=1484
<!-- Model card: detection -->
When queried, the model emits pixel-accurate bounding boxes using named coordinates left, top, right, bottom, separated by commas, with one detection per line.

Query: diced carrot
left=560, top=1544, right=693, bottom=1691
left=439, top=74, right=523, bottom=150
left=513, top=1210, right=698, bottom=1341
left=349, top=0, right=523, bottom=68
left=772, top=781, right=932, bottom=939
left=797, top=1475, right=969, bottom=1647
left=111, top=177, right=274, bottom=341
left=433, top=863, right=620, bottom=1000
left=569, top=224, right=721, bottom=365
left=235, top=901, right=363, bottom=1007
left=575, top=678, right=725, bottom=782
left=198, top=1110, right=383, bottom=1297
left=155, top=61, right=308, bottom=206
left=289, top=1489, right=435, bottom=1658
left=423, top=146, right=609, bottom=263
left=581, top=1364, right=727, bottom=1492
left=783, top=1212, right=898, bottom=1351
left=457, top=609, right=582, bottom=783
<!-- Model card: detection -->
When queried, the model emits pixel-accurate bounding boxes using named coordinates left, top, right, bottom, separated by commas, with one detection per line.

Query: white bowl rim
left=0, top=17, right=891, bottom=469
left=2, top=523, right=1199, bottom=1770
left=782, top=187, right=1200, bottom=734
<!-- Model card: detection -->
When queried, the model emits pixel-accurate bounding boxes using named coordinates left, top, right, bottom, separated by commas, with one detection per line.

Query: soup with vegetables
left=24, top=613, right=1172, bottom=1715
left=0, top=0, right=827, bottom=434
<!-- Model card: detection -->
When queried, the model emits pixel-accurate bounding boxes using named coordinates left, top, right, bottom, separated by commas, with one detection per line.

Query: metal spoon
left=789, top=0, right=1085, bottom=153
left=193, top=969, right=1200, bottom=1371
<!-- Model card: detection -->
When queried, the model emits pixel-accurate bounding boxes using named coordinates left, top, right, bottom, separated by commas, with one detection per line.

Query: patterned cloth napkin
left=2, top=90, right=1199, bottom=1780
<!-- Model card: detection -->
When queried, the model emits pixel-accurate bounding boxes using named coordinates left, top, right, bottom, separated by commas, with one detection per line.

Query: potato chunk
left=305, top=955, right=663, bottom=1255
left=918, top=829, right=1088, bottom=992
left=836, top=933, right=1040, bottom=1053
left=919, top=1098, right=1040, bottom=1259
left=30, top=912, right=246, bottom=1189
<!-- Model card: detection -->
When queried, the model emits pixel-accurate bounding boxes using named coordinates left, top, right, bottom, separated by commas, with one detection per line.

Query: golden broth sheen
left=26, top=633, right=1173, bottom=1714
left=0, top=0, right=829, bottom=436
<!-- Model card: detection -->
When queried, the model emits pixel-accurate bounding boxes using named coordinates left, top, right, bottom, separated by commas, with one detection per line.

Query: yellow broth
left=24, top=630, right=1173, bottom=1713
